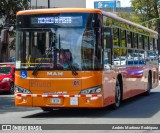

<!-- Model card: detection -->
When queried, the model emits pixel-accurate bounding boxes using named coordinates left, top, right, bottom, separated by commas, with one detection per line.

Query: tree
left=0, top=0, right=29, bottom=28
left=118, top=12, right=141, bottom=24
left=0, top=0, right=29, bottom=62
left=0, top=0, right=29, bottom=49
left=131, top=0, right=160, bottom=29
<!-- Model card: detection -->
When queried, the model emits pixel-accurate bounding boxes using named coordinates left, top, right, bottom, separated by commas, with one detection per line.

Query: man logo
left=47, top=72, right=63, bottom=76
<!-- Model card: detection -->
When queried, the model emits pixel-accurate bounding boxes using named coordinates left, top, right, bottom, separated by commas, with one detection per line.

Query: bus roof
left=17, top=8, right=158, bottom=37
left=16, top=8, right=102, bottom=16
left=102, top=11, right=158, bottom=36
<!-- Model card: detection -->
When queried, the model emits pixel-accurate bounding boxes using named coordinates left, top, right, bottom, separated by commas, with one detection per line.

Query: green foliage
left=0, top=0, right=29, bottom=26
left=131, top=0, right=160, bottom=30
left=0, top=0, right=29, bottom=50
left=117, top=0, right=160, bottom=31
left=131, top=0, right=159, bottom=21
left=117, top=12, right=141, bottom=24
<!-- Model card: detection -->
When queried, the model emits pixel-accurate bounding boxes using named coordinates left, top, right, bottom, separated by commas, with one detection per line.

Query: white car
left=113, top=57, right=126, bottom=66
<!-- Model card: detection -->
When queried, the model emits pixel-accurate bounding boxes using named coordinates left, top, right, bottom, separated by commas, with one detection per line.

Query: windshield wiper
left=60, top=48, right=78, bottom=76
left=32, top=47, right=53, bottom=76
left=58, top=33, right=78, bottom=76
left=32, top=48, right=78, bottom=76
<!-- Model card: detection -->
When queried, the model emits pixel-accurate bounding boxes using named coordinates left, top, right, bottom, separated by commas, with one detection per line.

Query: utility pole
left=48, top=0, right=50, bottom=8
left=115, top=0, right=117, bottom=12
left=36, top=0, right=37, bottom=9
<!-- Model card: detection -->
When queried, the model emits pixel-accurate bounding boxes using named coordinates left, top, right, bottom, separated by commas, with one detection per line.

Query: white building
left=30, top=0, right=131, bottom=9
left=30, top=0, right=86, bottom=8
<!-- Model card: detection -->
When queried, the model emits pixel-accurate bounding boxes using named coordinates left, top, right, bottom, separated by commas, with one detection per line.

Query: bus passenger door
left=103, top=27, right=115, bottom=106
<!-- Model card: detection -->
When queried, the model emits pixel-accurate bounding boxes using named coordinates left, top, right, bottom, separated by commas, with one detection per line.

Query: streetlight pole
left=36, top=0, right=37, bottom=9
left=115, top=0, right=117, bottom=12
left=30, top=0, right=31, bottom=9
left=48, top=0, right=50, bottom=8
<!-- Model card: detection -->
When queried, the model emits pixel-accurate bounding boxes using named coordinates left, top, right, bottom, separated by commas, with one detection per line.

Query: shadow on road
left=0, top=93, right=38, bottom=113
left=22, top=91, right=160, bottom=119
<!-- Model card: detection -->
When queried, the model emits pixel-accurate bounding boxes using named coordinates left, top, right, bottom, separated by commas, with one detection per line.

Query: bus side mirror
left=1, top=29, right=9, bottom=45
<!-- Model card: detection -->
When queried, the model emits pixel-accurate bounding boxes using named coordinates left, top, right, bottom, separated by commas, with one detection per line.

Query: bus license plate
left=51, top=98, right=61, bottom=104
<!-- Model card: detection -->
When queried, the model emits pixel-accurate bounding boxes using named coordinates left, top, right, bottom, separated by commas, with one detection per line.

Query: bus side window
left=103, top=27, right=112, bottom=66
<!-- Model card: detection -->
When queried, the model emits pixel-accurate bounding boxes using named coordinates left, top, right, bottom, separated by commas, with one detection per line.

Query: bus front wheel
left=112, top=79, right=121, bottom=109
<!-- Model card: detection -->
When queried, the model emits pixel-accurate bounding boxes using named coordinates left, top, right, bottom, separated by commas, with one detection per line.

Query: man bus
left=14, top=8, right=159, bottom=111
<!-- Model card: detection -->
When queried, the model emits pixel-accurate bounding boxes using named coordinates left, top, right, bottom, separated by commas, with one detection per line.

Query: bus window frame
left=113, top=27, right=120, bottom=47
left=120, top=28, right=127, bottom=48
left=103, top=26, right=113, bottom=66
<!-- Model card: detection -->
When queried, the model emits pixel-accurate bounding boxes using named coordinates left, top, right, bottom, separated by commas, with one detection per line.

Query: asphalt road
left=0, top=86, right=160, bottom=133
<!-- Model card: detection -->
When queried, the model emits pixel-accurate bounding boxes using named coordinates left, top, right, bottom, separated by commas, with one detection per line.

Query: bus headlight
left=80, top=86, right=102, bottom=94
left=15, top=86, right=31, bottom=94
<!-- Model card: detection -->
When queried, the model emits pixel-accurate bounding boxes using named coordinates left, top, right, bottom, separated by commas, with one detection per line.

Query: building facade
left=30, top=0, right=123, bottom=9
left=30, top=0, right=133, bottom=13
left=30, top=0, right=86, bottom=9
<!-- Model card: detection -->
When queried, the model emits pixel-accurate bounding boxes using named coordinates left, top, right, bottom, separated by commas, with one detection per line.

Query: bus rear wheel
left=112, top=79, right=121, bottom=109
left=145, top=73, right=152, bottom=96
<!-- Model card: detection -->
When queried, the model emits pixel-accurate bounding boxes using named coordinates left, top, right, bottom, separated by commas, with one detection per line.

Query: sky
left=120, top=0, right=131, bottom=7
left=30, top=0, right=132, bottom=8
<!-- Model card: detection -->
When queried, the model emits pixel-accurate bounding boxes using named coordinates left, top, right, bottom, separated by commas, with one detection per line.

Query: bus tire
left=41, top=107, right=53, bottom=112
left=145, top=73, right=152, bottom=96
left=112, top=79, right=121, bottom=109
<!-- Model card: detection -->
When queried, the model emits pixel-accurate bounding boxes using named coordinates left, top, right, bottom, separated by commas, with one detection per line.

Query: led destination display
left=30, top=16, right=83, bottom=27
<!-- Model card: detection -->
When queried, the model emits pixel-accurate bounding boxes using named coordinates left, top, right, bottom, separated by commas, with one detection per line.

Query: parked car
left=0, top=63, right=15, bottom=94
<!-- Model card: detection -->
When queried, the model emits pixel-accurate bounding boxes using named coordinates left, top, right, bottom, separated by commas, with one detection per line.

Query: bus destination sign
left=30, top=16, right=82, bottom=27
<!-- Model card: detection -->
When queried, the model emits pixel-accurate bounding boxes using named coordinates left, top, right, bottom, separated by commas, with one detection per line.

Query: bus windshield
left=16, top=14, right=102, bottom=71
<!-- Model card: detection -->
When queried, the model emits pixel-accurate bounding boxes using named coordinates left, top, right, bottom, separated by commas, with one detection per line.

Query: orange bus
left=14, top=8, right=159, bottom=111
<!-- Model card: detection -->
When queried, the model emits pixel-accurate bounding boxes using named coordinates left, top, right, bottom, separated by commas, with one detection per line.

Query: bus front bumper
left=15, top=93, right=103, bottom=108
